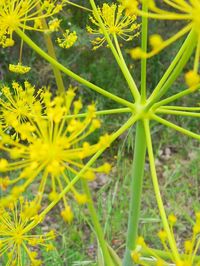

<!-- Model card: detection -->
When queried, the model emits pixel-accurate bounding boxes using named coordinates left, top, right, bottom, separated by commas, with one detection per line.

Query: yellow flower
left=0, top=81, right=41, bottom=134
left=87, top=3, right=140, bottom=49
left=0, top=83, right=112, bottom=218
left=0, top=0, right=63, bottom=47
left=119, top=0, right=139, bottom=15
left=56, top=29, right=78, bottom=49
left=132, top=212, right=200, bottom=265
left=0, top=197, right=55, bottom=265
left=9, top=62, right=31, bottom=74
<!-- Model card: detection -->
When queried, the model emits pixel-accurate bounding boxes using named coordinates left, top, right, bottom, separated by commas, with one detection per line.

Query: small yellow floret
left=185, top=70, right=200, bottom=88
left=74, top=193, right=88, bottom=205
left=57, top=30, right=77, bottom=49
left=131, top=250, right=141, bottom=263
left=168, top=213, right=177, bottom=226
left=158, top=230, right=167, bottom=242
left=184, top=240, right=193, bottom=253
left=0, top=159, right=8, bottom=171
left=9, top=63, right=31, bottom=74
left=149, top=34, right=164, bottom=50
left=48, top=18, right=61, bottom=31
left=130, top=47, right=145, bottom=59
left=61, top=206, right=74, bottom=223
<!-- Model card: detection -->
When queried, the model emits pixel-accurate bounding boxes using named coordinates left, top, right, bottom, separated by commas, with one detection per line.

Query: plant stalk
left=82, top=181, right=115, bottom=266
left=36, top=4, right=65, bottom=94
left=122, top=121, right=146, bottom=266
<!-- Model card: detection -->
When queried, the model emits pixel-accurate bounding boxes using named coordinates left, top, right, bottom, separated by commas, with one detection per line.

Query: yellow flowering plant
left=0, top=0, right=200, bottom=265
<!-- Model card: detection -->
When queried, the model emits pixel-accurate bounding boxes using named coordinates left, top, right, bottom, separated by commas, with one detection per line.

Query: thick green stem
left=122, top=121, right=146, bottom=266
left=82, top=181, right=115, bottom=266
left=38, top=8, right=65, bottom=94
left=16, top=28, right=134, bottom=109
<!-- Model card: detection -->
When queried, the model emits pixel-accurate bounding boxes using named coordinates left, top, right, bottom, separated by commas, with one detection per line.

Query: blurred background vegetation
left=0, top=0, right=200, bottom=265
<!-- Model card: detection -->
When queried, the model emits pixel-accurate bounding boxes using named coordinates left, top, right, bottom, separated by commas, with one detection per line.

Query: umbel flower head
left=0, top=83, right=111, bottom=221
left=0, top=0, right=63, bottom=47
left=131, top=213, right=200, bottom=265
left=0, top=197, right=55, bottom=266
left=0, top=81, right=41, bottom=134
left=87, top=3, right=140, bottom=49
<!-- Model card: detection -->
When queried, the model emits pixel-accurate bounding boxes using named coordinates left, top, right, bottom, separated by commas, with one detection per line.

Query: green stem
left=36, top=3, right=65, bottom=94
left=16, top=28, right=134, bottom=109
left=161, top=106, right=200, bottom=111
left=156, top=108, right=200, bottom=118
left=152, top=85, right=200, bottom=110
left=82, top=181, right=115, bottom=266
left=152, top=114, right=200, bottom=140
left=146, top=30, right=196, bottom=110
left=89, top=0, right=140, bottom=102
left=122, top=121, right=147, bottom=266
left=65, top=0, right=92, bottom=12
left=64, top=107, right=132, bottom=119
left=141, top=1, right=148, bottom=103
left=143, top=119, right=180, bottom=261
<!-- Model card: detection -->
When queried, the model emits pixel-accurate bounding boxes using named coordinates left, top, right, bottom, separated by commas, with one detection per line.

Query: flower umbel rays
left=131, top=213, right=200, bottom=265
left=130, top=0, right=200, bottom=74
left=87, top=3, right=140, bottom=50
left=0, top=197, right=55, bottom=266
left=0, top=83, right=111, bottom=221
left=0, top=0, right=63, bottom=47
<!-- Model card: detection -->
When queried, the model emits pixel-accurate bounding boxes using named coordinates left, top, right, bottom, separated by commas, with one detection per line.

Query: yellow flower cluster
left=9, top=63, right=31, bottom=74
left=131, top=212, right=200, bottom=265
left=56, top=29, right=78, bottom=49
left=0, top=82, right=111, bottom=221
left=0, top=197, right=55, bottom=266
left=87, top=3, right=140, bottom=49
left=0, top=0, right=64, bottom=47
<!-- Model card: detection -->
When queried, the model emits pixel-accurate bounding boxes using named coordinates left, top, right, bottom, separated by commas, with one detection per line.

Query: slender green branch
left=16, top=28, right=135, bottom=109
left=64, top=0, right=92, bottom=12
left=152, top=86, right=200, bottom=110
left=152, top=115, right=200, bottom=140
left=64, top=107, right=132, bottom=119
left=141, top=1, right=148, bottom=103
left=122, top=121, right=146, bottom=266
left=89, top=0, right=140, bottom=102
left=146, top=30, right=197, bottom=110
left=156, top=108, right=200, bottom=118
left=143, top=119, right=180, bottom=261
left=161, top=106, right=200, bottom=111
left=82, top=181, right=115, bottom=266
